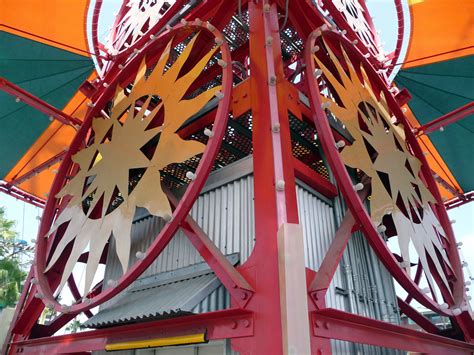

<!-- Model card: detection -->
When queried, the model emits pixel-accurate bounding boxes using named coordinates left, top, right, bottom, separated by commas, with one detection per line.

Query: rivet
left=263, top=4, right=271, bottom=13
left=268, top=76, right=277, bottom=85
left=118, top=64, right=125, bottom=70
left=194, top=18, right=203, bottom=26
left=204, top=128, right=214, bottom=137
left=180, top=19, right=188, bottom=26
left=136, top=251, right=145, bottom=260
left=149, top=34, right=156, bottom=40
left=276, top=180, right=285, bottom=191
left=265, top=36, right=273, bottom=46
left=165, top=24, right=172, bottom=31
left=244, top=319, right=251, bottom=328
left=49, top=115, right=54, bottom=122
left=231, top=320, right=238, bottom=329
left=377, top=224, right=386, bottom=233
left=163, top=214, right=173, bottom=222
left=186, top=171, right=196, bottom=180
left=335, top=140, right=345, bottom=148
left=353, top=183, right=364, bottom=191
left=87, top=102, right=95, bottom=108
left=314, top=69, right=323, bottom=78
left=217, top=59, right=227, bottom=68
left=321, top=102, right=331, bottom=110
left=15, top=97, right=21, bottom=103
left=311, top=45, right=320, bottom=53
left=214, top=37, right=224, bottom=46
left=272, top=123, right=280, bottom=133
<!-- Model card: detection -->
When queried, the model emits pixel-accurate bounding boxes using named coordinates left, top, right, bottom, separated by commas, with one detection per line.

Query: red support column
left=232, top=2, right=311, bottom=354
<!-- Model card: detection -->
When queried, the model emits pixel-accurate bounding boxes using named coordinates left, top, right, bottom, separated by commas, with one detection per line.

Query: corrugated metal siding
left=100, top=158, right=400, bottom=354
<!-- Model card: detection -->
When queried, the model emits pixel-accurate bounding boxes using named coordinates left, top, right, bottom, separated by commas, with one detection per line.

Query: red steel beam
left=166, top=191, right=255, bottom=308
left=445, top=191, right=474, bottom=210
left=415, top=102, right=474, bottom=136
left=10, top=151, right=66, bottom=186
left=0, top=77, right=82, bottom=127
left=13, top=309, right=254, bottom=354
left=0, top=182, right=45, bottom=208
left=293, top=158, right=337, bottom=198
left=397, top=297, right=440, bottom=335
left=313, top=309, right=474, bottom=354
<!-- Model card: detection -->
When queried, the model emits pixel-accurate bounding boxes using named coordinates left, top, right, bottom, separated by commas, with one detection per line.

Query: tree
left=0, top=207, right=27, bottom=309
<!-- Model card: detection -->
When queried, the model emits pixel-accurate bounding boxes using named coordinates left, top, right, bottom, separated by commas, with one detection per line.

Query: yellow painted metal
left=313, top=41, right=452, bottom=294
left=105, top=333, right=206, bottom=351
left=44, top=33, right=221, bottom=296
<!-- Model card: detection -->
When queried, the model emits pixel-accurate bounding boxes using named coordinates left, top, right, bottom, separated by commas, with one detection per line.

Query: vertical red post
left=233, top=1, right=310, bottom=354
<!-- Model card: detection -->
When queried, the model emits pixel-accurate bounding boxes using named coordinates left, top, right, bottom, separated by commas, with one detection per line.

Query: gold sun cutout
left=314, top=42, right=452, bottom=295
left=45, top=33, right=222, bottom=295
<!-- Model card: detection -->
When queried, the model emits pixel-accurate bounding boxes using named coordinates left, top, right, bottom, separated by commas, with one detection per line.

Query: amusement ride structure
left=0, top=0, right=473, bottom=353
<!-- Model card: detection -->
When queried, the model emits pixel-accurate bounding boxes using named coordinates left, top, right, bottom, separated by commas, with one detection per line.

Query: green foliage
left=0, top=207, right=27, bottom=308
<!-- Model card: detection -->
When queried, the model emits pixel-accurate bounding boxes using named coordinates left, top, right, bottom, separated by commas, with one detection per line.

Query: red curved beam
left=386, top=0, right=405, bottom=77
left=34, top=21, right=233, bottom=315
left=304, top=30, right=470, bottom=329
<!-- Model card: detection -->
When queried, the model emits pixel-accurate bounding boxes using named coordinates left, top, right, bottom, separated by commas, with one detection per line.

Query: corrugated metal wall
left=101, top=157, right=400, bottom=354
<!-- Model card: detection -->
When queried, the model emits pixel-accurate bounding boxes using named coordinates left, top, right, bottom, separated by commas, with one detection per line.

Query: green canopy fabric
left=0, top=31, right=93, bottom=178
left=395, top=55, right=474, bottom=192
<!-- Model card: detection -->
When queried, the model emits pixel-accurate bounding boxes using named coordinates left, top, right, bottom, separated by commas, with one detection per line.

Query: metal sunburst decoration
left=314, top=41, right=453, bottom=295
left=45, top=33, right=222, bottom=295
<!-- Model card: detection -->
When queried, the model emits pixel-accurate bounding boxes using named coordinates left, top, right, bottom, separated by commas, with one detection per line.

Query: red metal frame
left=414, top=102, right=474, bottom=136
left=9, top=151, right=66, bottom=186
left=5, top=0, right=474, bottom=354
left=304, top=28, right=473, bottom=338
left=445, top=191, right=474, bottom=210
left=34, top=21, right=233, bottom=315
left=386, top=0, right=405, bottom=77
left=0, top=182, right=45, bottom=208
left=0, top=78, right=82, bottom=127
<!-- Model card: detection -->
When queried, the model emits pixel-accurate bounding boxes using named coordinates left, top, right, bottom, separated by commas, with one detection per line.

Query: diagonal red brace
left=0, top=77, right=83, bottom=127
left=166, top=190, right=254, bottom=308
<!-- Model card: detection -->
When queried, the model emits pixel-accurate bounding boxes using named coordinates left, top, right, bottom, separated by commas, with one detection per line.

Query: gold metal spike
left=46, top=33, right=222, bottom=295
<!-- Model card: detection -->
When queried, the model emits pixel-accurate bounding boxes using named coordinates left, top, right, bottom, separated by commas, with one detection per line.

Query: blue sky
left=1, top=0, right=472, bottom=309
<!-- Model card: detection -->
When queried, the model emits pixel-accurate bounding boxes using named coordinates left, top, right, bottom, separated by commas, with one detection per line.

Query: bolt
left=243, top=319, right=251, bottom=328
left=204, top=128, right=214, bottom=137
left=276, top=180, right=285, bottom=191
left=272, top=123, right=280, bottom=133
